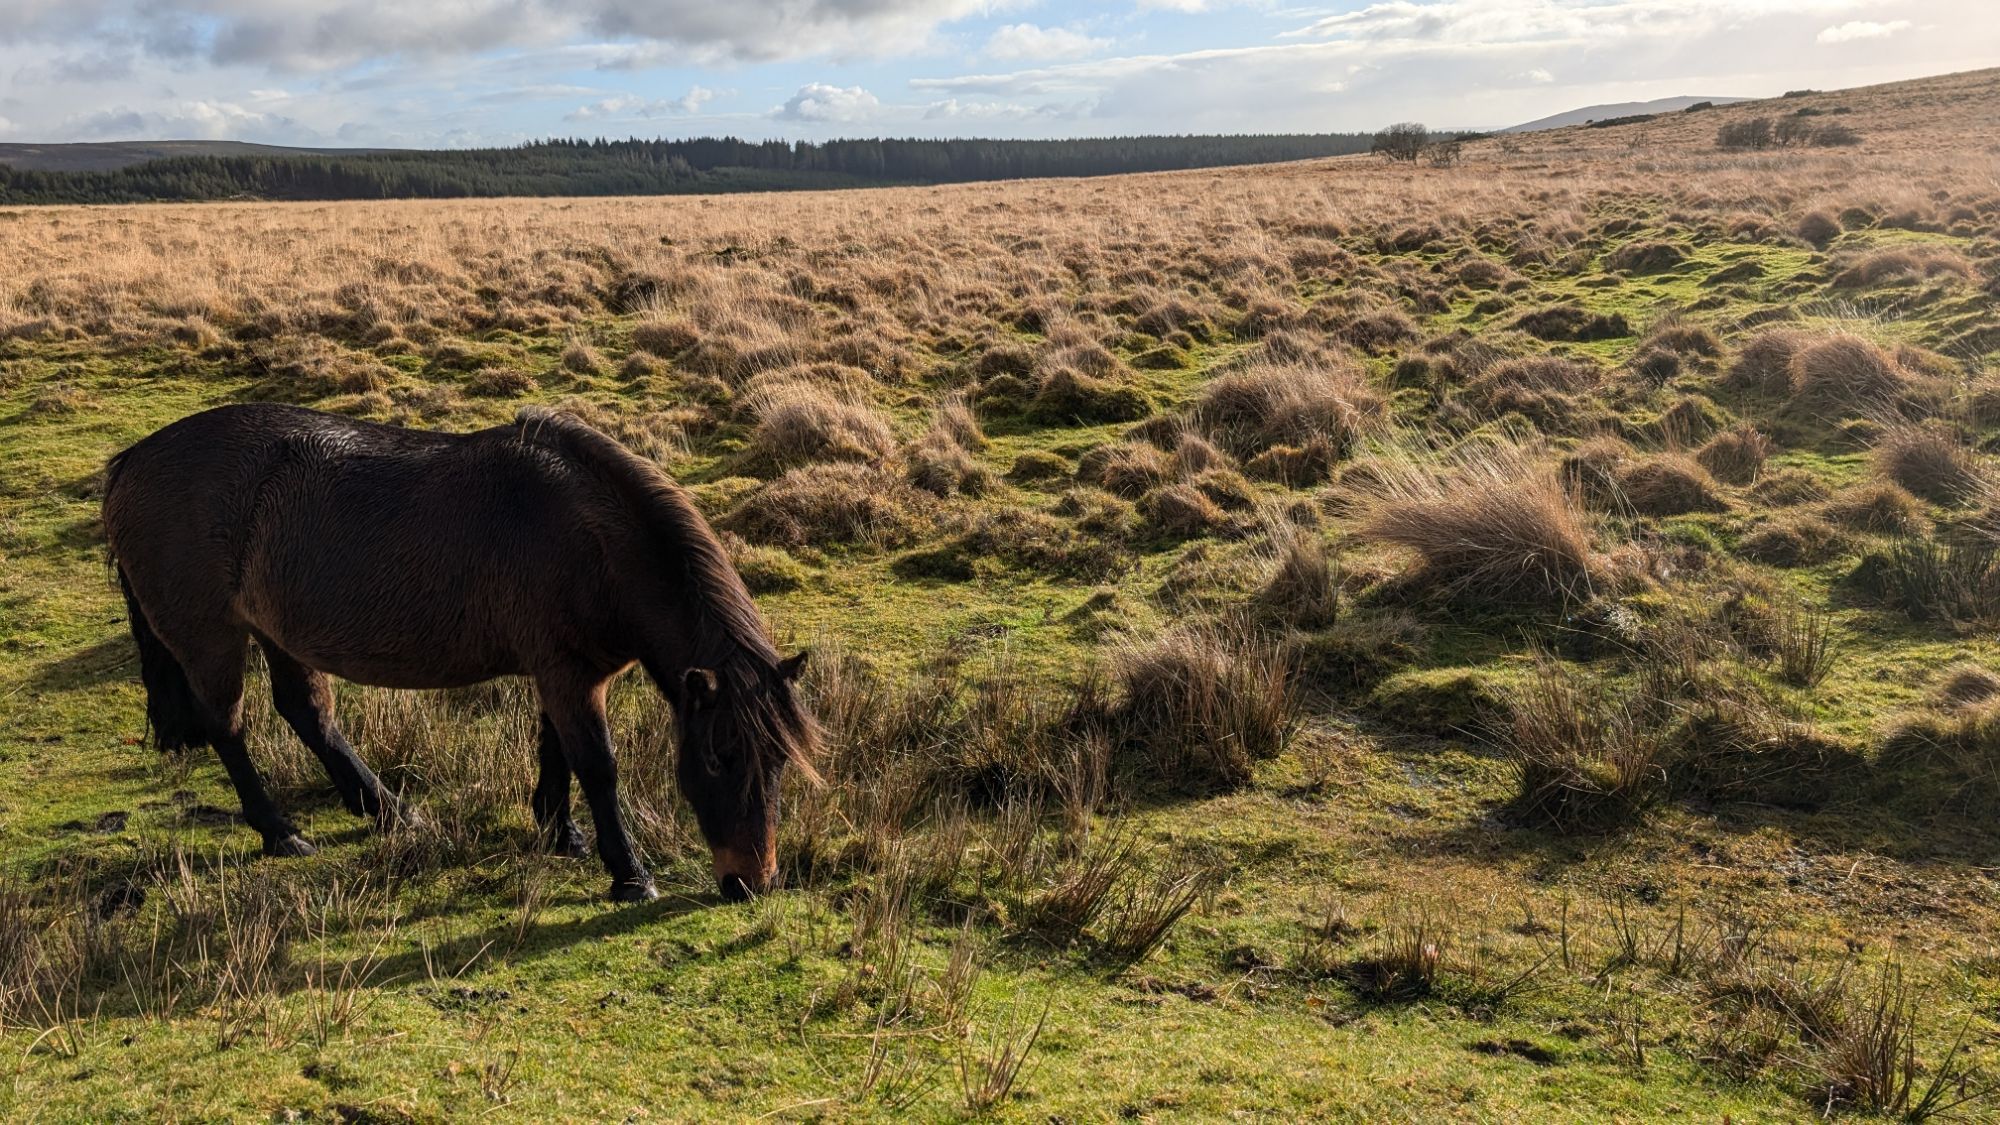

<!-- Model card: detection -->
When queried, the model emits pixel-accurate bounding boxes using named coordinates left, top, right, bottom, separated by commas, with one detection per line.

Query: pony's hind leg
left=538, top=674, right=657, bottom=902
left=261, top=641, right=414, bottom=831
left=532, top=713, right=588, bottom=857
left=181, top=629, right=314, bottom=857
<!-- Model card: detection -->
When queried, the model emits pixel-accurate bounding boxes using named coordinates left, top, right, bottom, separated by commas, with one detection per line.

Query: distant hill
left=0, top=134, right=1386, bottom=205
left=0, top=140, right=382, bottom=173
left=1502, top=96, right=1751, bottom=133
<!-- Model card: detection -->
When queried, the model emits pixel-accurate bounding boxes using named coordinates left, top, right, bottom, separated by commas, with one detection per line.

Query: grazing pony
left=103, top=403, right=817, bottom=901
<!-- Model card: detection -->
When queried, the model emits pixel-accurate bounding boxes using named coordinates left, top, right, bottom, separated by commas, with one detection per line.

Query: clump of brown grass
left=1560, top=436, right=1633, bottom=510
left=1138, top=483, right=1228, bottom=540
left=1752, top=467, right=1832, bottom=507
left=1822, top=481, right=1930, bottom=535
left=1026, top=367, right=1152, bottom=425
left=1618, top=454, right=1730, bottom=516
left=1111, top=625, right=1298, bottom=794
left=1789, top=335, right=1910, bottom=411
left=1831, top=245, right=1976, bottom=288
left=1724, top=329, right=1816, bottom=396
left=1737, top=514, right=1848, bottom=567
left=741, top=380, right=898, bottom=474
left=629, top=316, right=699, bottom=356
left=1191, top=359, right=1384, bottom=458
left=1502, top=653, right=1669, bottom=830
left=465, top=366, right=537, bottom=397
left=906, top=395, right=995, bottom=498
left=1462, top=355, right=1602, bottom=425
left=1258, top=530, right=1340, bottom=629
left=248, top=334, right=396, bottom=398
left=1359, top=441, right=1608, bottom=604
left=1076, top=441, right=1171, bottom=498
left=1244, top=435, right=1338, bottom=487
left=560, top=337, right=607, bottom=376
left=724, top=463, right=931, bottom=548
left=1871, top=424, right=1985, bottom=505
left=1796, top=210, right=1842, bottom=248
left=1931, top=662, right=2000, bottom=709
left=1695, top=424, right=1774, bottom=485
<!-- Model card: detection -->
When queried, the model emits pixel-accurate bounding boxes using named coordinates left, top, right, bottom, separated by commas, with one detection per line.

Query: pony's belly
left=306, top=655, right=522, bottom=692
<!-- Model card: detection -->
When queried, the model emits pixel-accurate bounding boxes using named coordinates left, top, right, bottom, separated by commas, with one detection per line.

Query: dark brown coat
left=104, top=403, right=815, bottom=901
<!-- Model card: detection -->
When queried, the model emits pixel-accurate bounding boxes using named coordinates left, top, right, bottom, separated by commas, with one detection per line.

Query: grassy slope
left=5, top=79, right=2000, bottom=1123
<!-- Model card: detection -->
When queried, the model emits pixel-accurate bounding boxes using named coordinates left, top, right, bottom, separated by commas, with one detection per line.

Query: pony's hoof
left=610, top=876, right=659, bottom=903
left=265, top=834, right=317, bottom=858
left=387, top=807, right=428, bottom=832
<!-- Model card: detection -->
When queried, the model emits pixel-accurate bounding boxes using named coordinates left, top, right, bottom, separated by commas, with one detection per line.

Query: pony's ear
left=683, top=668, right=719, bottom=710
left=778, top=649, right=809, bottom=682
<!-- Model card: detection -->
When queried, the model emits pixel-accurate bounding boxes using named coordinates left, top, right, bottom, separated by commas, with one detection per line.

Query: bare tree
left=1423, top=139, right=1463, bottom=167
left=1372, top=122, right=1429, bottom=163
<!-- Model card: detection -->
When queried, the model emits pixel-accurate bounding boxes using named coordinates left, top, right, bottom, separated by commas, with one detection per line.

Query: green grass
left=4, top=193, right=2000, bottom=1122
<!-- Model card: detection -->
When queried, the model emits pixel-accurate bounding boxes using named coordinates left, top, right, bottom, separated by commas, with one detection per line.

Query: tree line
left=0, top=134, right=1382, bottom=204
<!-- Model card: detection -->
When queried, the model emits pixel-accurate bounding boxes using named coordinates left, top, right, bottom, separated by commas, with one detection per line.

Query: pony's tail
left=116, top=566, right=209, bottom=753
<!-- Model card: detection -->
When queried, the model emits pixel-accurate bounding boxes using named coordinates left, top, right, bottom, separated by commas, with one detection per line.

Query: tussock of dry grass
left=1618, top=454, right=1730, bottom=516
left=1693, top=424, right=1774, bottom=485
left=1358, top=441, right=1608, bottom=604
left=1788, top=335, right=1911, bottom=411
left=741, top=379, right=899, bottom=474
left=1111, top=625, right=1297, bottom=794
left=723, top=463, right=932, bottom=548
left=1192, top=358, right=1384, bottom=456
left=1823, top=481, right=1930, bottom=535
left=1871, top=424, right=1985, bottom=506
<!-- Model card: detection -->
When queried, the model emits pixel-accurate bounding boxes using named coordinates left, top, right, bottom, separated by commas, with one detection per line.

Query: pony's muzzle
left=712, top=846, right=776, bottom=901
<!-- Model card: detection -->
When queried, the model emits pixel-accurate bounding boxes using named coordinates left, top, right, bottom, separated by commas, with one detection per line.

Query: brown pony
left=103, top=403, right=817, bottom=902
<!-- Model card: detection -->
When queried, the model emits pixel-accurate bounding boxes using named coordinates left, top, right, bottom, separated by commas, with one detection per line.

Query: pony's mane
left=515, top=407, right=819, bottom=776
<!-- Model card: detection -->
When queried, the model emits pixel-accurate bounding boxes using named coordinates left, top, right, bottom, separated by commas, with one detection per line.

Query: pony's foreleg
left=532, top=713, right=588, bottom=857
left=182, top=630, right=313, bottom=856
left=262, top=641, right=413, bottom=831
left=538, top=674, right=658, bottom=902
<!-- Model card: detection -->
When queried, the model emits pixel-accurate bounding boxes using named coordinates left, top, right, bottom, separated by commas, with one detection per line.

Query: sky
left=0, top=0, right=1993, bottom=147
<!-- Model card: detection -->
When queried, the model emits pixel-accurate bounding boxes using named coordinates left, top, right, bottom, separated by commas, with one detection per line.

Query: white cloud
left=985, top=23, right=1109, bottom=61
left=923, top=97, right=1083, bottom=121
left=0, top=115, right=14, bottom=135
left=58, top=99, right=304, bottom=142
left=773, top=83, right=880, bottom=123
left=0, top=0, right=993, bottom=72
left=1817, top=20, right=1912, bottom=44
left=565, top=86, right=714, bottom=121
left=915, top=1, right=2000, bottom=132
